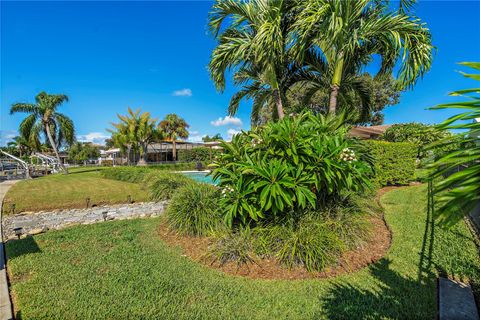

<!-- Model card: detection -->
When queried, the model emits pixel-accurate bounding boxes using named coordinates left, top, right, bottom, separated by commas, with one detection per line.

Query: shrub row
left=364, top=140, right=417, bottom=186
left=101, top=166, right=196, bottom=201
left=177, top=147, right=220, bottom=162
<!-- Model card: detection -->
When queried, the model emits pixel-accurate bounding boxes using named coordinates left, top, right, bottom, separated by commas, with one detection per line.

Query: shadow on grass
left=6, top=236, right=41, bottom=260
left=319, top=258, right=435, bottom=319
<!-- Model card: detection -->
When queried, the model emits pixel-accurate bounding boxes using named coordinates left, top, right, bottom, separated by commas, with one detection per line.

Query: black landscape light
left=127, top=195, right=132, bottom=204
left=13, top=227, right=23, bottom=239
left=102, top=211, right=108, bottom=221
left=86, top=197, right=91, bottom=208
left=11, top=203, right=16, bottom=215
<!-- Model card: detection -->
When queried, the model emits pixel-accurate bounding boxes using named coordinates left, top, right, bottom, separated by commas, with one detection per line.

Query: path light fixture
left=11, top=203, right=15, bottom=215
left=13, top=227, right=23, bottom=239
left=127, top=195, right=132, bottom=204
left=86, top=197, right=91, bottom=208
left=102, top=211, right=108, bottom=222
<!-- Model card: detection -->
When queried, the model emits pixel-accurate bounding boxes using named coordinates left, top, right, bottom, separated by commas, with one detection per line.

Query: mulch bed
left=157, top=188, right=394, bottom=280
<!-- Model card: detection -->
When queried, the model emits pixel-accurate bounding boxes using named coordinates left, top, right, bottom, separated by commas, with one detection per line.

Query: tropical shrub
left=428, top=62, right=480, bottom=227
left=211, top=112, right=372, bottom=226
left=177, top=147, right=220, bottom=162
left=143, top=172, right=193, bottom=201
left=381, top=122, right=452, bottom=159
left=166, top=183, right=223, bottom=236
left=364, top=140, right=417, bottom=186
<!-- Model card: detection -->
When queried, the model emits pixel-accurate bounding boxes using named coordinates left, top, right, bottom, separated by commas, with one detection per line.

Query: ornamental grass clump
left=143, top=172, right=193, bottom=201
left=166, top=183, right=223, bottom=236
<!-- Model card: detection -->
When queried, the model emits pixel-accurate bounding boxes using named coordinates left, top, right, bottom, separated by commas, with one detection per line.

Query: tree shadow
left=5, top=236, right=41, bottom=260
left=319, top=258, right=436, bottom=319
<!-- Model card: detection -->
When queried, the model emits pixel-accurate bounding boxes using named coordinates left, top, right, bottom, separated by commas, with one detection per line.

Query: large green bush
left=177, top=147, right=220, bottom=162
left=364, top=140, right=417, bottom=186
left=211, top=112, right=372, bottom=226
left=166, top=183, right=223, bottom=236
left=101, top=167, right=151, bottom=183
left=381, top=122, right=452, bottom=159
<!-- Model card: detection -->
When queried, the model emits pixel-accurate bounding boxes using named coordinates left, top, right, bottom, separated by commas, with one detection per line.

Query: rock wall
left=2, top=201, right=166, bottom=240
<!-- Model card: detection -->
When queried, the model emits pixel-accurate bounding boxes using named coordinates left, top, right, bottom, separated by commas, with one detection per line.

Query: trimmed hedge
left=177, top=147, right=220, bottom=162
left=364, top=140, right=417, bottom=186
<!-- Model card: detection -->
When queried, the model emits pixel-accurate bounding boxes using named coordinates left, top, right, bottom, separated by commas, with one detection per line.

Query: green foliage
left=177, top=147, right=220, bottom=162
left=67, top=142, right=100, bottom=163
left=101, top=167, right=151, bottom=184
left=207, top=228, right=255, bottom=266
left=428, top=62, right=480, bottom=227
left=166, top=183, right=223, bottom=236
left=211, top=112, right=372, bottom=226
left=202, top=133, right=223, bottom=142
left=143, top=172, right=193, bottom=201
left=364, top=140, right=417, bottom=186
left=382, top=122, right=452, bottom=158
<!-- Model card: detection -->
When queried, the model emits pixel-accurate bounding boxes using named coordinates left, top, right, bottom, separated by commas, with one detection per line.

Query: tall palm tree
left=10, top=92, right=75, bottom=173
left=208, top=0, right=295, bottom=120
left=292, top=0, right=434, bottom=114
left=158, top=114, right=189, bottom=161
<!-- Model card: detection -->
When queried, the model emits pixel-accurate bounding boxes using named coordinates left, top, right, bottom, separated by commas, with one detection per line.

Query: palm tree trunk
left=44, top=122, right=68, bottom=173
left=273, top=89, right=285, bottom=119
left=172, top=140, right=177, bottom=161
left=328, top=55, right=345, bottom=115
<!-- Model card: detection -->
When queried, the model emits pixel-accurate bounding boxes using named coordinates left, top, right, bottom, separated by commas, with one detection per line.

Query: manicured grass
left=2, top=167, right=149, bottom=214
left=6, top=185, right=479, bottom=319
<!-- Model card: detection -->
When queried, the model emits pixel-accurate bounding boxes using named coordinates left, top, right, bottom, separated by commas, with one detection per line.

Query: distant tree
left=10, top=92, right=75, bottom=173
left=104, top=138, right=115, bottom=149
left=202, top=133, right=223, bottom=142
left=109, top=108, right=160, bottom=165
left=68, top=142, right=100, bottom=165
left=159, top=114, right=189, bottom=161
left=6, top=136, right=33, bottom=157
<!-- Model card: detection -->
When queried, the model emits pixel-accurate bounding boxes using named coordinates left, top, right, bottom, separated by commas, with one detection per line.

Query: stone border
left=0, top=180, right=18, bottom=320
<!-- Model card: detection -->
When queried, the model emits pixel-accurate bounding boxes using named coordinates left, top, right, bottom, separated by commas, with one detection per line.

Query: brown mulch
left=157, top=188, right=397, bottom=280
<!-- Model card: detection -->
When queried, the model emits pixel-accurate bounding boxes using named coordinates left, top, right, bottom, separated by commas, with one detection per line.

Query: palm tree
left=10, top=92, right=75, bottom=173
left=109, top=108, right=160, bottom=165
left=292, top=0, right=434, bottom=114
left=158, top=114, right=189, bottom=161
left=7, top=136, right=32, bottom=157
left=208, top=0, right=296, bottom=120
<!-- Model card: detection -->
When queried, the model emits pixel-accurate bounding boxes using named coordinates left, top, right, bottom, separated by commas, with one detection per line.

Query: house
left=349, top=125, right=391, bottom=139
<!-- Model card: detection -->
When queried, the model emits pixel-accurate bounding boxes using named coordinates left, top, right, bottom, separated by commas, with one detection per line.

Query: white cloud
left=227, top=128, right=241, bottom=140
left=189, top=130, right=199, bottom=135
left=0, top=130, right=18, bottom=146
left=77, top=132, right=110, bottom=145
left=172, top=88, right=192, bottom=97
left=188, top=135, right=205, bottom=143
left=211, top=116, right=243, bottom=127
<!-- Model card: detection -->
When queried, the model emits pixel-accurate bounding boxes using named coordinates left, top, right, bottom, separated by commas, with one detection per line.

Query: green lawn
left=6, top=185, right=479, bottom=319
left=2, top=167, right=149, bottom=214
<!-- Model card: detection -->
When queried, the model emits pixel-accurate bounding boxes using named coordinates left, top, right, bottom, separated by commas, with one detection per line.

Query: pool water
left=182, top=172, right=216, bottom=185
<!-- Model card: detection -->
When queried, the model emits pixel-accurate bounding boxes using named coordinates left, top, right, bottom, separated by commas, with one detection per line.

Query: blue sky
left=1, top=1, right=479, bottom=146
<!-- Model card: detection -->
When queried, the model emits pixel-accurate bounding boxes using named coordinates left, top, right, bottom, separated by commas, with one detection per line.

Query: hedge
left=177, top=147, right=220, bottom=162
left=364, top=140, right=417, bottom=186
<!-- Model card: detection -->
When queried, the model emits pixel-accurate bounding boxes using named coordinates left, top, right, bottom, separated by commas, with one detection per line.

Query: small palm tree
left=109, top=108, right=160, bottom=165
left=7, top=136, right=32, bottom=157
left=158, top=114, right=189, bottom=161
left=292, top=0, right=434, bottom=114
left=10, top=92, right=75, bottom=173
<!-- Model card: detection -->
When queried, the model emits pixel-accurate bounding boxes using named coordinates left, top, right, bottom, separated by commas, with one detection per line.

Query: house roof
left=349, top=125, right=392, bottom=139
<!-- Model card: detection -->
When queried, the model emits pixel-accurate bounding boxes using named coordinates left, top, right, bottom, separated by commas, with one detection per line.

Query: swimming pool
left=181, top=171, right=216, bottom=185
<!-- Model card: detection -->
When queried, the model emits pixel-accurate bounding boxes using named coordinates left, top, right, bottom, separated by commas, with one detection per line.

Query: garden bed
left=157, top=212, right=390, bottom=280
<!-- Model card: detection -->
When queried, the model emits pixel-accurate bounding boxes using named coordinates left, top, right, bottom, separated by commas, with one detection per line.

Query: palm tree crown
left=10, top=91, right=75, bottom=172
left=158, top=114, right=189, bottom=161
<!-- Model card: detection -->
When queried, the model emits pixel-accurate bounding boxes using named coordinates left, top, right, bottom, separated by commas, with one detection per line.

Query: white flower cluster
left=221, top=185, right=234, bottom=197
left=251, top=138, right=263, bottom=147
left=340, top=148, right=357, bottom=163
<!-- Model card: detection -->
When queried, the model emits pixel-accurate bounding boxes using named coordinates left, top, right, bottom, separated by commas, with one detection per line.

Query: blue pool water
left=182, top=172, right=216, bottom=185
